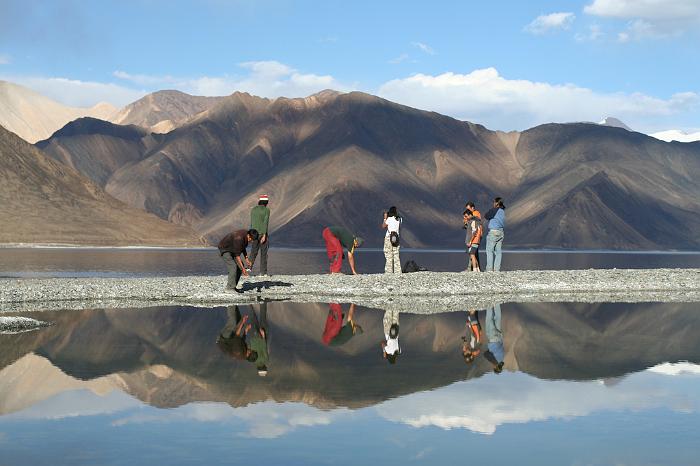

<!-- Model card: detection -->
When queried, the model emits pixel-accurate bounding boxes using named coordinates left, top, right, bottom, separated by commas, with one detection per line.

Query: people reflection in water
left=381, top=306, right=401, bottom=364
left=217, top=303, right=269, bottom=376
left=217, top=305, right=249, bottom=361
left=322, top=303, right=363, bottom=346
left=462, top=309, right=482, bottom=364
left=245, top=301, right=269, bottom=376
left=484, top=304, right=504, bottom=374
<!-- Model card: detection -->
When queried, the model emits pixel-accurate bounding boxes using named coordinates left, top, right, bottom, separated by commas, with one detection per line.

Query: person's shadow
left=239, top=280, right=293, bottom=293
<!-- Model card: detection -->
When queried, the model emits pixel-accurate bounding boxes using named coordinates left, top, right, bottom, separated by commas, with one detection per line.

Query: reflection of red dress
left=322, top=303, right=343, bottom=345
left=322, top=227, right=343, bottom=273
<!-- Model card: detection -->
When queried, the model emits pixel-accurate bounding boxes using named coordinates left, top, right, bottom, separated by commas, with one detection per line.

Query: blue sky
left=1, top=0, right=699, bottom=132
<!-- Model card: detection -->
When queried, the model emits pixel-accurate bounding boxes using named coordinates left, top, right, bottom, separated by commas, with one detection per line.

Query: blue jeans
left=485, top=229, right=504, bottom=271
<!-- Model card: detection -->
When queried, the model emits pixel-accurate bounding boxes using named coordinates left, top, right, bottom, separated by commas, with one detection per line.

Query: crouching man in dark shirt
left=218, top=229, right=259, bottom=292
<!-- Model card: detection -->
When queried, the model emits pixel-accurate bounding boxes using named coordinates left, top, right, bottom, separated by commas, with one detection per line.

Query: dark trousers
left=249, top=237, right=269, bottom=274
left=221, top=252, right=242, bottom=289
left=220, top=305, right=242, bottom=338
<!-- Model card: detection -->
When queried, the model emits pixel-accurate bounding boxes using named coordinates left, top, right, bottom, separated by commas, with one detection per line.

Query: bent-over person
left=218, top=229, right=259, bottom=292
left=322, top=226, right=364, bottom=274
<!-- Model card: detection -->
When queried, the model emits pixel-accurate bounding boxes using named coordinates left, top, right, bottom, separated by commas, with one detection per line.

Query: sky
left=1, top=0, right=699, bottom=133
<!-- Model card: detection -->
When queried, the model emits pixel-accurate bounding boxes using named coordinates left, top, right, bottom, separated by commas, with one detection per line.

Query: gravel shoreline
left=0, top=316, right=51, bottom=332
left=1, top=269, right=698, bottom=313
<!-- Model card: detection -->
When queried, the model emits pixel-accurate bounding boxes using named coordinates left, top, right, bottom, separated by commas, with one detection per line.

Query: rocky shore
left=1, top=269, right=698, bottom=314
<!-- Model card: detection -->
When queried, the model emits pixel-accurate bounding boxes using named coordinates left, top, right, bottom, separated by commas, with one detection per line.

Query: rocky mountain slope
left=0, top=125, right=204, bottom=246
left=0, top=80, right=116, bottom=143
left=109, top=90, right=225, bottom=133
left=38, top=90, right=700, bottom=249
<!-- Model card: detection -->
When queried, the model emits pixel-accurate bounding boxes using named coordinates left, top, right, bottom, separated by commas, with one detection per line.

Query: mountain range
left=35, top=90, right=700, bottom=249
left=0, top=125, right=203, bottom=246
left=2, top=81, right=700, bottom=248
left=0, top=80, right=117, bottom=144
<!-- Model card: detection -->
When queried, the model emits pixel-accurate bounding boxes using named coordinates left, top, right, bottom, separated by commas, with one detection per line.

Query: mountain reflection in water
left=1, top=301, right=699, bottom=464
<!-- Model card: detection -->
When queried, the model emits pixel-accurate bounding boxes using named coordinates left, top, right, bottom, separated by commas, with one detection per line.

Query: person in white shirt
left=382, top=206, right=402, bottom=273
left=381, top=306, right=401, bottom=364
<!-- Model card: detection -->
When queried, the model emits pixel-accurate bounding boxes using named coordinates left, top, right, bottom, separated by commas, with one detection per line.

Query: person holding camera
left=382, top=206, right=402, bottom=274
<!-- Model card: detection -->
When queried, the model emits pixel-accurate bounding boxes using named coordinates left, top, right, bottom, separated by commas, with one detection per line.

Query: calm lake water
left=0, top=247, right=699, bottom=277
left=1, top=301, right=700, bottom=465
left=1, top=249, right=699, bottom=464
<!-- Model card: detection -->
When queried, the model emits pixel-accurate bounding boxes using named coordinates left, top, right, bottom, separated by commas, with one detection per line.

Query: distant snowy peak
left=650, top=129, right=700, bottom=143
left=598, top=117, right=632, bottom=131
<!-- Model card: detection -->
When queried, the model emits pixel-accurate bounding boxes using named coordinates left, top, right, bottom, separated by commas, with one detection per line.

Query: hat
left=259, top=194, right=269, bottom=202
left=354, top=236, right=364, bottom=248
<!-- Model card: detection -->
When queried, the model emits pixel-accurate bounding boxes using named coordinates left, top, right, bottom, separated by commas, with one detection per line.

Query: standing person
left=322, top=226, right=364, bottom=274
left=484, top=197, right=506, bottom=272
left=462, top=309, right=482, bottom=364
left=245, top=302, right=269, bottom=376
left=249, top=195, right=270, bottom=277
left=382, top=206, right=402, bottom=274
left=463, top=210, right=482, bottom=272
left=484, top=304, right=504, bottom=374
left=218, top=228, right=259, bottom=292
left=381, top=305, right=401, bottom=364
left=464, top=201, right=482, bottom=271
left=216, top=306, right=249, bottom=360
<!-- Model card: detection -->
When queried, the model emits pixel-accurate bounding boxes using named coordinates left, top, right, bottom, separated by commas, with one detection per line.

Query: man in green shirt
left=249, top=194, right=270, bottom=276
left=243, top=302, right=269, bottom=376
left=322, top=226, right=364, bottom=274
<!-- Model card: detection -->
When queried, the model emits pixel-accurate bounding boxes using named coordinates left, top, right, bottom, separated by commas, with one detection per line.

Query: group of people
left=218, top=301, right=504, bottom=376
left=463, top=197, right=506, bottom=272
left=216, top=194, right=508, bottom=290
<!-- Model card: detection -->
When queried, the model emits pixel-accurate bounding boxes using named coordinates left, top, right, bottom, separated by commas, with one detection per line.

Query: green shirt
left=248, top=334, right=269, bottom=368
left=328, top=226, right=356, bottom=253
left=250, top=205, right=270, bottom=235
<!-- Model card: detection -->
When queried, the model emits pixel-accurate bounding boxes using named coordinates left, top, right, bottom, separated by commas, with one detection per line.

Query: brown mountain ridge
left=36, top=89, right=700, bottom=249
left=0, top=125, right=204, bottom=246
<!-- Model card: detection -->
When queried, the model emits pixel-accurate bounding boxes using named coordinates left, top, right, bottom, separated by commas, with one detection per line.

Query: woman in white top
left=382, top=206, right=402, bottom=273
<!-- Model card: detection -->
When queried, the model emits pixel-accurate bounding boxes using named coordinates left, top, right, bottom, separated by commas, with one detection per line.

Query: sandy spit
left=0, top=316, right=51, bottom=333
left=1, top=269, right=699, bottom=314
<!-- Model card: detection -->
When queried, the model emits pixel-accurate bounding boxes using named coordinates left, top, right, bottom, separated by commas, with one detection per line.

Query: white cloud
left=0, top=54, right=10, bottom=65
left=651, top=129, right=700, bottom=142
left=111, top=401, right=348, bottom=439
left=389, top=53, right=410, bottom=64
left=0, top=74, right=146, bottom=107
left=585, top=0, right=700, bottom=39
left=377, top=67, right=699, bottom=131
left=112, top=70, right=176, bottom=87
left=524, top=12, right=576, bottom=34
left=114, top=61, right=352, bottom=99
left=584, top=0, right=700, bottom=21
left=376, top=369, right=700, bottom=435
left=575, top=24, right=605, bottom=41
left=412, top=41, right=435, bottom=55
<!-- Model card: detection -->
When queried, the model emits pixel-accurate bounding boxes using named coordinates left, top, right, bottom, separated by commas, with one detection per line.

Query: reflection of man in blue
left=484, top=304, right=505, bottom=374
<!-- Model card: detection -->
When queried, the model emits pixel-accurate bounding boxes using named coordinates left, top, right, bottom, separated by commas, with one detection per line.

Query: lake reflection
left=1, top=301, right=699, bottom=465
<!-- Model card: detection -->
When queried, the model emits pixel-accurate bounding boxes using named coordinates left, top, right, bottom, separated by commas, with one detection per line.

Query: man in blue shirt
left=484, top=197, right=506, bottom=272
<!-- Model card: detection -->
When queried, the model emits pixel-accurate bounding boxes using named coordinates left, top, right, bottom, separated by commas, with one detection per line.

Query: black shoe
left=234, top=287, right=244, bottom=293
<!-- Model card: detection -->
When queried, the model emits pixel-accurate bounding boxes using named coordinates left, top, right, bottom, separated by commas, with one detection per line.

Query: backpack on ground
left=402, top=260, right=427, bottom=273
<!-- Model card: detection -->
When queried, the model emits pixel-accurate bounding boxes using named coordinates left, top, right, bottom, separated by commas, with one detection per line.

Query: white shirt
left=385, top=216, right=401, bottom=237
left=385, top=336, right=400, bottom=355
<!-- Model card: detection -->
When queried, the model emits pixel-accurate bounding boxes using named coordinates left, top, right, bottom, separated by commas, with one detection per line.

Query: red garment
left=323, top=227, right=343, bottom=273
left=322, top=303, right=343, bottom=345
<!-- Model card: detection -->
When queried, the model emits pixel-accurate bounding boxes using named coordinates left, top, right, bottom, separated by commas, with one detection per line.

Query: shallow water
left=0, top=247, right=699, bottom=277
left=1, top=301, right=699, bottom=465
